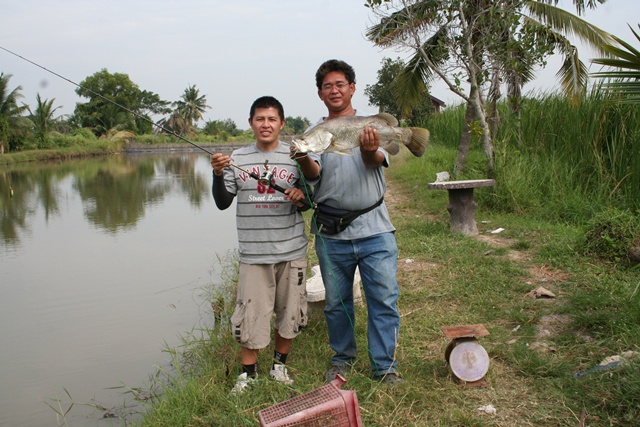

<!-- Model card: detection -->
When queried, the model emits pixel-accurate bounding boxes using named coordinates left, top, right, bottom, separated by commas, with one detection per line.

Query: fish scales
left=291, top=113, right=429, bottom=158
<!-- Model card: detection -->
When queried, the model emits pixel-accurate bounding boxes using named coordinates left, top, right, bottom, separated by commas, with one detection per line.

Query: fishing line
left=5, top=45, right=386, bottom=372
left=0, top=46, right=304, bottom=201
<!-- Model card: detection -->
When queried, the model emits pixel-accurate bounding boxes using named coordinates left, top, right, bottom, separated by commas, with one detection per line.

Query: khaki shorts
left=230, top=257, right=308, bottom=349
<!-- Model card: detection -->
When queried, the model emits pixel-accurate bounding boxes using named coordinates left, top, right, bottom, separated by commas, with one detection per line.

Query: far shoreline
left=124, top=141, right=252, bottom=154
left=1, top=137, right=305, bottom=165
left=0, top=141, right=254, bottom=165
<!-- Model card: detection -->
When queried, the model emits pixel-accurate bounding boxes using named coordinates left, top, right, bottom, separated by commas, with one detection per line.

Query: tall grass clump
left=423, top=103, right=467, bottom=151
left=395, top=103, right=496, bottom=197
left=579, top=206, right=640, bottom=265
left=418, top=91, right=639, bottom=223
left=496, top=90, right=640, bottom=220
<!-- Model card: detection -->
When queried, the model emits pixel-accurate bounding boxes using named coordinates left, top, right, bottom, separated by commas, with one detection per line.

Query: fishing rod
left=3, top=48, right=384, bottom=374
left=0, top=46, right=309, bottom=204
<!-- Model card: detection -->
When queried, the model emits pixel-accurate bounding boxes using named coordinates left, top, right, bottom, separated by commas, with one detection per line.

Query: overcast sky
left=1, top=0, right=637, bottom=129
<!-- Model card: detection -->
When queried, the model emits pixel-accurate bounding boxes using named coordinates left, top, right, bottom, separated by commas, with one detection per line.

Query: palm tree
left=522, top=0, right=615, bottom=98
left=365, top=0, right=614, bottom=174
left=95, top=103, right=131, bottom=136
left=156, top=112, right=192, bottom=138
left=591, top=24, right=640, bottom=103
left=368, top=0, right=612, bottom=100
left=26, top=94, right=62, bottom=145
left=172, top=84, right=210, bottom=133
left=0, top=73, right=30, bottom=153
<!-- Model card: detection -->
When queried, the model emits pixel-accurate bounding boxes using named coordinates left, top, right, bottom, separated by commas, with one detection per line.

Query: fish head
left=291, top=128, right=333, bottom=155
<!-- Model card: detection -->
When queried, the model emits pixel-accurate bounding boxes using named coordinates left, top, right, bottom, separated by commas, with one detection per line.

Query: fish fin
left=373, top=112, right=399, bottom=126
left=405, top=127, right=430, bottom=157
left=327, top=137, right=357, bottom=155
left=383, top=142, right=401, bottom=155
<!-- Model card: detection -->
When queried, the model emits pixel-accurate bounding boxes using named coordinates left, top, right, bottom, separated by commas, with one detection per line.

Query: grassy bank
left=132, top=142, right=638, bottom=426
left=0, top=140, right=125, bottom=165
left=0, top=139, right=254, bottom=166
left=131, top=93, right=638, bottom=426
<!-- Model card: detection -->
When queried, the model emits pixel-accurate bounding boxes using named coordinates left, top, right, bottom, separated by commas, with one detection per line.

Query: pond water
left=0, top=152, right=238, bottom=426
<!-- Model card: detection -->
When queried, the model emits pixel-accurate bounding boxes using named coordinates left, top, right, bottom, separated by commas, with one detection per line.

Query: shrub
left=581, top=207, right=640, bottom=264
left=70, top=128, right=98, bottom=140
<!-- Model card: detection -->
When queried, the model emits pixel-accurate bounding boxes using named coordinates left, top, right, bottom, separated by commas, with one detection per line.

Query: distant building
left=429, top=95, right=446, bottom=113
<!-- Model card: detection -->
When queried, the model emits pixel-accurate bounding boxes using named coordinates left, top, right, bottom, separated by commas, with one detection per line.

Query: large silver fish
left=291, top=113, right=429, bottom=157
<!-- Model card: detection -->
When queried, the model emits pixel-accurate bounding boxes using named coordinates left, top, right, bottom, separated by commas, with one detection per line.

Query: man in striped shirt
left=211, top=96, right=310, bottom=393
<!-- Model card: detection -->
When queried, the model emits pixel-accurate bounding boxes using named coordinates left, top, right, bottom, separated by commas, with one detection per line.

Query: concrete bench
left=427, top=179, right=496, bottom=236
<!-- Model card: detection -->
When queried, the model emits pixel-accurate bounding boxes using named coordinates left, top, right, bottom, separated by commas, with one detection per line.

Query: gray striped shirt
left=222, top=142, right=308, bottom=264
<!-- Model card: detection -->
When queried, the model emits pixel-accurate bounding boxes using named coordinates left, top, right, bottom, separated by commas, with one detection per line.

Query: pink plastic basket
left=258, top=375, right=364, bottom=427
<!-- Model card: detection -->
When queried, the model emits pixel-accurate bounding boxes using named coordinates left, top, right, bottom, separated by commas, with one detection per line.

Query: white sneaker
left=230, top=372, right=256, bottom=394
left=270, top=364, right=294, bottom=385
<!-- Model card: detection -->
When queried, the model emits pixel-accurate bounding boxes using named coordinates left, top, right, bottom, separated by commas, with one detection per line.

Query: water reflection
left=0, top=152, right=237, bottom=426
left=1, top=154, right=212, bottom=243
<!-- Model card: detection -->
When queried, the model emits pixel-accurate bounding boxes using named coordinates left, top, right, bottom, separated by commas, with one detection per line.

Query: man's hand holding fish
left=359, top=126, right=385, bottom=168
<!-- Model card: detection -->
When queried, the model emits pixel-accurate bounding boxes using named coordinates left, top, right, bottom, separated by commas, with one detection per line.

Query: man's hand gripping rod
left=250, top=160, right=312, bottom=210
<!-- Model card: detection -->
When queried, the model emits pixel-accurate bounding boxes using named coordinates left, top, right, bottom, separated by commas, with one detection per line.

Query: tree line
left=0, top=69, right=313, bottom=153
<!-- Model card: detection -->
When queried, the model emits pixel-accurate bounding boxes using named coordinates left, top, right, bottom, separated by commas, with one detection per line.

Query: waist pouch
left=313, top=197, right=384, bottom=235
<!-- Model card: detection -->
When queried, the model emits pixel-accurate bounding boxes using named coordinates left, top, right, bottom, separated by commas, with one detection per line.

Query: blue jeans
left=315, top=232, right=400, bottom=376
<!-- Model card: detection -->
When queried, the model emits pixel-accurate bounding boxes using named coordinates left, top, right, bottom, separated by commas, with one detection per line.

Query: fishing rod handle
left=249, top=171, right=311, bottom=209
left=270, top=182, right=312, bottom=210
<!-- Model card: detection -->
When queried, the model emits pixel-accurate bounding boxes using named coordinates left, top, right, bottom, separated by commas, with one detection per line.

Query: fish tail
left=405, top=127, right=429, bottom=157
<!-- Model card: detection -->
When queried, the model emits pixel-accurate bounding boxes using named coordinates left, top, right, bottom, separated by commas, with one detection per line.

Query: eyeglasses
left=321, top=82, right=351, bottom=92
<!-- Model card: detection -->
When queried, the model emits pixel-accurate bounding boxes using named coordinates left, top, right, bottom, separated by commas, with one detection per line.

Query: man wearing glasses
left=294, top=59, right=403, bottom=385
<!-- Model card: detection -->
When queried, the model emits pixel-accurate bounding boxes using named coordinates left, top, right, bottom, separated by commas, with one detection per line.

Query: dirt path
left=385, top=175, right=572, bottom=345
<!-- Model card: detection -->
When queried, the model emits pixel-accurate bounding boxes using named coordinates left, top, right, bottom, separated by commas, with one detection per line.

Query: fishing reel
left=259, top=160, right=275, bottom=186
left=252, top=159, right=313, bottom=211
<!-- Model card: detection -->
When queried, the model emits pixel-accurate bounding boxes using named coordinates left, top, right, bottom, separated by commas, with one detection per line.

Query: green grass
left=425, top=90, right=640, bottom=216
